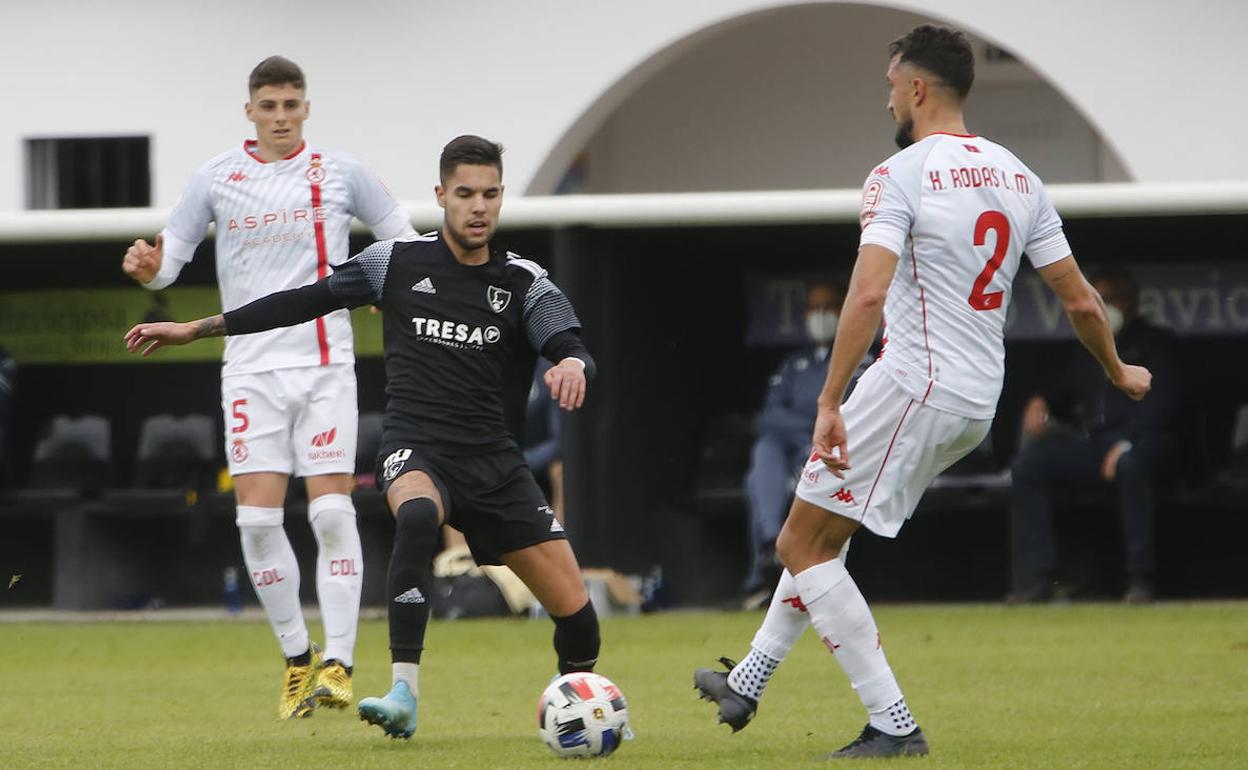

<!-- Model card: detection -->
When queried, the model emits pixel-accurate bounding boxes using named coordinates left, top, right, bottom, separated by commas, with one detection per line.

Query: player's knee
left=308, top=493, right=356, bottom=536
left=552, top=600, right=600, bottom=674
left=394, top=497, right=440, bottom=556
left=236, top=505, right=284, bottom=528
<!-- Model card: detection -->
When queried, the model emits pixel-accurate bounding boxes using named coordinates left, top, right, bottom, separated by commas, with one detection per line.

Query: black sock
left=388, top=497, right=440, bottom=664
left=552, top=600, right=600, bottom=674
left=287, top=647, right=312, bottom=666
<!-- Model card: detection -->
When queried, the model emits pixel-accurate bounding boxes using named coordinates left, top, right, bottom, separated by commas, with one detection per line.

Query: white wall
left=0, top=0, right=1243, bottom=211
left=572, top=3, right=1126, bottom=194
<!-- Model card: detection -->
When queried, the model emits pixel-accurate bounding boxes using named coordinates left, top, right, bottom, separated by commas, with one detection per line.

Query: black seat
left=132, top=414, right=217, bottom=490
left=29, top=414, right=112, bottom=492
left=355, top=411, right=384, bottom=487
left=691, top=412, right=757, bottom=511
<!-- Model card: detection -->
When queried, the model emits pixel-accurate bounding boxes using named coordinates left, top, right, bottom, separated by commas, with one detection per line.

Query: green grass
left=2, top=604, right=1247, bottom=768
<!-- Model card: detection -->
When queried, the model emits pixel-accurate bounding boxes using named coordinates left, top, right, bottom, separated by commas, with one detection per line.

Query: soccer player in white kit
left=694, top=25, right=1152, bottom=758
left=121, top=56, right=415, bottom=719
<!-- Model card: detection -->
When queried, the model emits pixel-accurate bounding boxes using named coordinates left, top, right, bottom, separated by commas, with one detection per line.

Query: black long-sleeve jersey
left=224, top=231, right=592, bottom=454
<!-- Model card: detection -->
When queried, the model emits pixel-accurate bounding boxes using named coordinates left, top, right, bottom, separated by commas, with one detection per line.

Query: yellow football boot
left=278, top=645, right=321, bottom=720
left=307, top=659, right=353, bottom=710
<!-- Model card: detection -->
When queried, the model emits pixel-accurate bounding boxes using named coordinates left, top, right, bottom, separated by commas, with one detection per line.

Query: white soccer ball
left=537, top=672, right=629, bottom=758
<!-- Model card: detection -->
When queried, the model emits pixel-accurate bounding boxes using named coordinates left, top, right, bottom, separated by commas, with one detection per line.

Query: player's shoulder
left=391, top=230, right=441, bottom=252
left=311, top=145, right=365, bottom=170
left=872, top=137, right=943, bottom=173
left=195, top=147, right=246, bottom=178
left=503, top=251, right=549, bottom=285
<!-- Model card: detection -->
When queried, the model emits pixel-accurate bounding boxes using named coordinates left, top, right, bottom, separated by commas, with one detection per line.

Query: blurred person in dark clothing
left=741, top=281, right=849, bottom=606
left=0, top=345, right=14, bottom=484
left=1009, top=266, right=1178, bottom=604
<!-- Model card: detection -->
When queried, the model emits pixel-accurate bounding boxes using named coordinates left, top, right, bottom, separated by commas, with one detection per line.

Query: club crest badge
left=488, top=285, right=512, bottom=313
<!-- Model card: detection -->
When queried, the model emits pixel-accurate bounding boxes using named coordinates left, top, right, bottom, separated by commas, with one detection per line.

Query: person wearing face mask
left=1009, top=265, right=1178, bottom=604
left=740, top=281, right=858, bottom=607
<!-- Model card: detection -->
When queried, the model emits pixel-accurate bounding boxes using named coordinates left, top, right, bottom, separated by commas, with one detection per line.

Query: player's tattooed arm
left=123, top=314, right=223, bottom=357
left=194, top=315, right=227, bottom=338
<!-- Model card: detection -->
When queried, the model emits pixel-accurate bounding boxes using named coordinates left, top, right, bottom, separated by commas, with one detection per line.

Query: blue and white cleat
left=358, top=681, right=418, bottom=740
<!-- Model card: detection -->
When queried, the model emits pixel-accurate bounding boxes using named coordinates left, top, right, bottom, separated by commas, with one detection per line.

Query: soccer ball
left=537, top=672, right=629, bottom=758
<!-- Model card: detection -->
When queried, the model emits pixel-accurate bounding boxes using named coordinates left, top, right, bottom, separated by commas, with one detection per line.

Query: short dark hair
left=439, top=135, right=504, bottom=183
left=248, top=56, right=305, bottom=95
left=1089, top=264, right=1140, bottom=303
left=888, top=24, right=975, bottom=99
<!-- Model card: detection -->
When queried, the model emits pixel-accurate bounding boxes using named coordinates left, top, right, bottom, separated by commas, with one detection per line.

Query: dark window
left=25, top=136, right=151, bottom=209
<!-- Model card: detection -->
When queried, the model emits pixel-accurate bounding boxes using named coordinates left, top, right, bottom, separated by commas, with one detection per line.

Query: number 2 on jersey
left=968, top=210, right=1010, bottom=311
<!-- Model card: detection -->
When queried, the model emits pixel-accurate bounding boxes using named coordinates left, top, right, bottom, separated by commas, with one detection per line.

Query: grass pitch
left=2, top=603, right=1246, bottom=769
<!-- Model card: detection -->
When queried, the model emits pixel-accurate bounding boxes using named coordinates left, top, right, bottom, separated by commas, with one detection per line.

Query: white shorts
left=221, top=364, right=358, bottom=478
left=795, top=364, right=991, bottom=538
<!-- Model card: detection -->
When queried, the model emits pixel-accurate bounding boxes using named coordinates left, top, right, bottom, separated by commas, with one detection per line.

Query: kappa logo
left=488, top=285, right=512, bottom=313
left=963, top=144, right=981, bottom=153
left=832, top=487, right=857, bottom=505
left=311, top=427, right=337, bottom=447
left=412, top=277, right=437, bottom=294
left=227, top=171, right=248, bottom=183
left=393, top=587, right=425, bottom=604
left=542, top=505, right=564, bottom=533
left=383, top=448, right=412, bottom=481
left=781, top=595, right=808, bottom=613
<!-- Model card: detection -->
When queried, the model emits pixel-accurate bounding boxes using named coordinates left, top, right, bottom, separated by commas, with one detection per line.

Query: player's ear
left=302, top=99, right=311, bottom=119
left=435, top=185, right=446, bottom=208
left=244, top=101, right=255, bottom=122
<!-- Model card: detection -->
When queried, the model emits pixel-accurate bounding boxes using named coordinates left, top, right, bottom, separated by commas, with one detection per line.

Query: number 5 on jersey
left=968, top=210, right=1010, bottom=311
left=231, top=399, right=250, bottom=434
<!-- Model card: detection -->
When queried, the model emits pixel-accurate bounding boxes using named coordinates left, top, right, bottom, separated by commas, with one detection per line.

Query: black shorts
left=376, top=439, right=565, bottom=566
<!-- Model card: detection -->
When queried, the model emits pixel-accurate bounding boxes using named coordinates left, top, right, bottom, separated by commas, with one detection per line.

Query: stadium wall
left=1, top=0, right=1245, bottom=212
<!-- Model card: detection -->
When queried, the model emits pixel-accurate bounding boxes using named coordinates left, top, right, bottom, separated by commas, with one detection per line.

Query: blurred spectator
left=741, top=281, right=855, bottom=607
left=1009, top=266, right=1178, bottom=604
left=0, top=345, right=14, bottom=484
left=523, top=359, right=564, bottom=519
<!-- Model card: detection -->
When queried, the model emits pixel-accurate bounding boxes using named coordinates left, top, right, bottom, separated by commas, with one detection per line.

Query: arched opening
left=528, top=2, right=1130, bottom=195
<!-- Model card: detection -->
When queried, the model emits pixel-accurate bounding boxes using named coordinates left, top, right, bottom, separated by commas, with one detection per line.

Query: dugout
left=1, top=187, right=1247, bottom=609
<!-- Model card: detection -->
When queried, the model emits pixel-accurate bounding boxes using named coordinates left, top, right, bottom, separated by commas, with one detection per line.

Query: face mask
left=1106, top=304, right=1125, bottom=335
left=806, top=310, right=839, bottom=344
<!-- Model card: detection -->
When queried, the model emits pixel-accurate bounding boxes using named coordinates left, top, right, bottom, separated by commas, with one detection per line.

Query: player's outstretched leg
left=693, top=566, right=814, bottom=732
left=307, top=492, right=363, bottom=710
left=278, top=643, right=321, bottom=720
left=358, top=496, right=438, bottom=739
left=358, top=681, right=419, bottom=740
left=236, top=504, right=317, bottom=719
left=790, top=553, right=927, bottom=757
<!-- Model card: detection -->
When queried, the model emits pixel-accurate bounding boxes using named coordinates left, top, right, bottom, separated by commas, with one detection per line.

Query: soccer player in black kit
left=125, top=136, right=601, bottom=740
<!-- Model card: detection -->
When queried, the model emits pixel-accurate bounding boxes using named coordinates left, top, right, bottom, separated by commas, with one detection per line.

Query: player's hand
left=1022, top=395, right=1050, bottom=437
left=545, top=358, right=587, bottom=411
left=122, top=234, right=165, bottom=284
left=812, top=405, right=850, bottom=478
left=123, top=321, right=198, bottom=356
left=1111, top=364, right=1151, bottom=401
left=1101, top=440, right=1131, bottom=481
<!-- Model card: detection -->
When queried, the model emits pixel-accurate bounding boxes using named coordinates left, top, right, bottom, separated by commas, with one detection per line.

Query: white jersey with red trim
left=858, top=132, right=1072, bottom=419
left=157, top=141, right=415, bottom=376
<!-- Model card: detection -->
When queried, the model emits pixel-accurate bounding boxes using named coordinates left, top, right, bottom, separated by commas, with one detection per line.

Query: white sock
left=393, top=662, right=419, bottom=697
left=871, top=697, right=916, bottom=736
left=727, top=569, right=809, bottom=702
left=309, top=494, right=363, bottom=667
left=237, top=506, right=308, bottom=659
left=794, top=558, right=911, bottom=735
